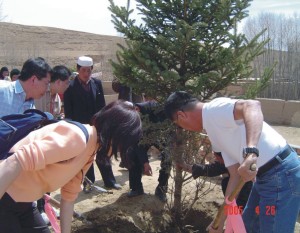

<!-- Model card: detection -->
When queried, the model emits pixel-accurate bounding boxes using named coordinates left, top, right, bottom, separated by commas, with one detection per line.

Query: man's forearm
left=192, top=162, right=227, bottom=179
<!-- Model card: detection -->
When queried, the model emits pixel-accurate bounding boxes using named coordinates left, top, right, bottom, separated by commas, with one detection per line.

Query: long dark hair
left=91, top=100, right=142, bottom=162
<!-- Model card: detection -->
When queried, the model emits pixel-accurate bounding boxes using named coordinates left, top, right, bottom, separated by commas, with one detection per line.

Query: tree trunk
left=171, top=129, right=186, bottom=223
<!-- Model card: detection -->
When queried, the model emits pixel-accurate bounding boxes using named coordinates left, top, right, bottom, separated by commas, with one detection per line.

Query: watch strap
left=243, top=147, right=259, bottom=158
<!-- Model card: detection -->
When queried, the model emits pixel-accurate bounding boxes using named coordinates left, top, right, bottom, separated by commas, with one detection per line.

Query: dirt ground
left=49, top=125, right=300, bottom=233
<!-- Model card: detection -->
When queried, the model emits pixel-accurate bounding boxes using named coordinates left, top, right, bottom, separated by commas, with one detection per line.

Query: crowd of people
left=0, top=57, right=299, bottom=233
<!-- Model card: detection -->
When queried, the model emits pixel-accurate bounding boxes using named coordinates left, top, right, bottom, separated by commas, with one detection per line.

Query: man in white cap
left=64, top=56, right=121, bottom=192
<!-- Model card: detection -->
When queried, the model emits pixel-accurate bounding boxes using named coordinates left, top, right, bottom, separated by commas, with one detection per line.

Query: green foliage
left=243, top=63, right=275, bottom=99
left=108, top=0, right=273, bottom=227
left=108, top=0, right=271, bottom=102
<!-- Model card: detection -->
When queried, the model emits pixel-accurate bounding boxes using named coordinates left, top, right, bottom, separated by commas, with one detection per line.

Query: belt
left=257, top=145, right=293, bottom=177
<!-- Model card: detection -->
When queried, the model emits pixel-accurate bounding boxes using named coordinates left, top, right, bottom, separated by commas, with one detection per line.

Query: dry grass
left=0, top=22, right=125, bottom=81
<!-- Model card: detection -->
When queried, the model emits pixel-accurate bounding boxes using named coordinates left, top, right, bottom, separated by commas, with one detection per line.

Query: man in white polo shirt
left=165, top=91, right=300, bottom=233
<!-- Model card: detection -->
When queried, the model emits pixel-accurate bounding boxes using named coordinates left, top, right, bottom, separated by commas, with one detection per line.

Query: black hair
left=19, top=57, right=52, bottom=81
left=164, top=91, right=198, bottom=120
left=0, top=66, right=9, bottom=79
left=91, top=100, right=142, bottom=162
left=10, top=68, right=20, bottom=78
left=51, top=65, right=71, bottom=82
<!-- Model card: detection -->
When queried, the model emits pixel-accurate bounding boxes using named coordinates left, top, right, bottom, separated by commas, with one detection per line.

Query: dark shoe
left=155, top=186, right=167, bottom=202
left=127, top=189, right=144, bottom=198
left=105, top=183, right=122, bottom=190
left=83, top=183, right=93, bottom=193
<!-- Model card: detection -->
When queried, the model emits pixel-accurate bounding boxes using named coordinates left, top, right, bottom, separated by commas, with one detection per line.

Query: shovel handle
left=211, top=179, right=246, bottom=230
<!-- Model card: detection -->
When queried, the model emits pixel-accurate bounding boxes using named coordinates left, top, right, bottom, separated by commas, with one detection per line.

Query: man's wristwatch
left=243, top=147, right=259, bottom=158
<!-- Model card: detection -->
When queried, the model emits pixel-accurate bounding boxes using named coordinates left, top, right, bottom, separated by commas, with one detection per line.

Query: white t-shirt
left=202, top=98, right=287, bottom=168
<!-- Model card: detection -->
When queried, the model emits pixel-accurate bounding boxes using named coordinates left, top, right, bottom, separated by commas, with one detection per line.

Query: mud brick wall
left=102, top=83, right=300, bottom=127
left=257, top=98, right=300, bottom=127
left=102, top=81, right=118, bottom=104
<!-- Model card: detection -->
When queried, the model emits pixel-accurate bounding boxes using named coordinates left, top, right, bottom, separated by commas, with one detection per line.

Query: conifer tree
left=109, top=0, right=272, bottom=226
left=109, top=0, right=270, bottom=101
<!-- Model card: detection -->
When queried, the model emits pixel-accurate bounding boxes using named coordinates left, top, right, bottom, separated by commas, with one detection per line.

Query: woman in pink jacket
left=0, top=100, right=142, bottom=233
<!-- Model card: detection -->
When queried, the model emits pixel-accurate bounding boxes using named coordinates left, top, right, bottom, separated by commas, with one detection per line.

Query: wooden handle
left=250, top=163, right=257, bottom=171
left=211, top=179, right=245, bottom=230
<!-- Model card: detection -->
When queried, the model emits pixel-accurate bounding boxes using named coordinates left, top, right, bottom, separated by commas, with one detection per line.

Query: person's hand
left=206, top=221, right=223, bottom=233
left=238, top=153, right=258, bottom=182
left=176, top=162, right=192, bottom=173
left=56, top=113, right=65, bottom=120
left=176, top=162, right=184, bottom=170
left=143, top=163, right=152, bottom=176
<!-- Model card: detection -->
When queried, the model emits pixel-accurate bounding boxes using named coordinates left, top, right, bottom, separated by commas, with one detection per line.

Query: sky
left=1, top=0, right=300, bottom=36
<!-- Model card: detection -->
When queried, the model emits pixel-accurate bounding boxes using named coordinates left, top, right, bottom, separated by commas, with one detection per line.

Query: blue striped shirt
left=0, top=80, right=35, bottom=117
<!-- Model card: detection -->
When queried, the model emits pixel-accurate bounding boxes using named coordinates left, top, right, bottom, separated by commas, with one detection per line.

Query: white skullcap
left=77, top=56, right=93, bottom=67
left=124, top=101, right=134, bottom=107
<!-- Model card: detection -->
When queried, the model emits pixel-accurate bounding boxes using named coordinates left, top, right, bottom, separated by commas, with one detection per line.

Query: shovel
left=211, top=163, right=256, bottom=230
left=84, top=177, right=114, bottom=194
left=211, top=179, right=246, bottom=230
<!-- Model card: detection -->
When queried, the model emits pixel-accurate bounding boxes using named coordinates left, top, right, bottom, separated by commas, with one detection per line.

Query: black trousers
left=157, top=151, right=171, bottom=188
left=128, top=157, right=144, bottom=192
left=95, top=161, right=117, bottom=187
left=128, top=149, right=171, bottom=191
left=84, top=148, right=117, bottom=187
left=0, top=193, right=50, bottom=233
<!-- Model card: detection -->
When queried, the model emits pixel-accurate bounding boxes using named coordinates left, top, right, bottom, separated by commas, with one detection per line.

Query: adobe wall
left=257, top=98, right=300, bottom=127
left=102, top=82, right=300, bottom=127
left=102, top=81, right=119, bottom=104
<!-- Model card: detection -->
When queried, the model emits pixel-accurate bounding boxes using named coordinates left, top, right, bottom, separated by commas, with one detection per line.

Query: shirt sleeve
left=15, top=122, right=87, bottom=171
left=63, top=84, right=74, bottom=119
left=192, top=162, right=228, bottom=178
left=206, top=98, right=239, bottom=128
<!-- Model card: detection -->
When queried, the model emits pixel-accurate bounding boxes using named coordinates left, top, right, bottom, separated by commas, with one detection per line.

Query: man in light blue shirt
left=0, top=57, right=52, bottom=117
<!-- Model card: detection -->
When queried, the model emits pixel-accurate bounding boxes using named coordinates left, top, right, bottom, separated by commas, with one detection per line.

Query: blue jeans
left=242, top=150, right=300, bottom=233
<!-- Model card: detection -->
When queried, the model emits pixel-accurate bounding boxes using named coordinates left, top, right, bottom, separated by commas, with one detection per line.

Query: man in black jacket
left=125, top=101, right=171, bottom=202
left=64, top=56, right=121, bottom=192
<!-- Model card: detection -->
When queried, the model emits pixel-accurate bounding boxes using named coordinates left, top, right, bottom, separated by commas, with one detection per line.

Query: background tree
left=109, top=0, right=271, bottom=101
left=109, top=0, right=272, bottom=228
left=243, top=12, right=300, bottom=100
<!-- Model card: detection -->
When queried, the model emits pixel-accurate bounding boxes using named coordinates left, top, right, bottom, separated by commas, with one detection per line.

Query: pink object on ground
left=224, top=197, right=246, bottom=233
left=44, top=194, right=61, bottom=233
